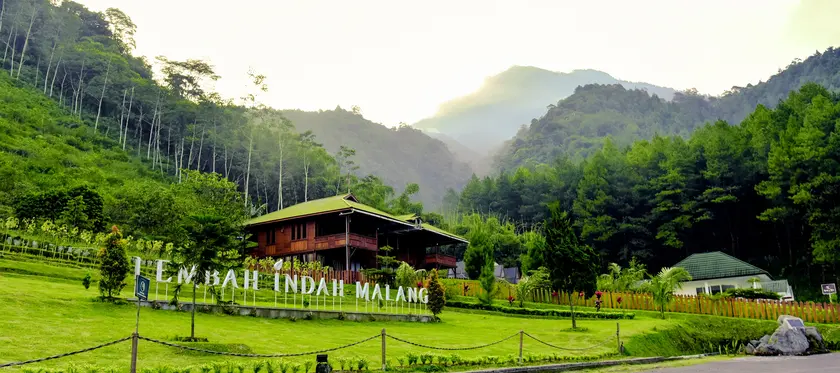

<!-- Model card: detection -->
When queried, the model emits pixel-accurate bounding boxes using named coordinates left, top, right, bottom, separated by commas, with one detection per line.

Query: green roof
left=245, top=194, right=353, bottom=226
left=245, top=194, right=467, bottom=244
left=674, top=252, right=770, bottom=281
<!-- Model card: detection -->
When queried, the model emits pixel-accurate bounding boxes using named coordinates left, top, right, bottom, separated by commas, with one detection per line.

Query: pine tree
left=427, top=269, right=446, bottom=318
left=477, top=257, right=496, bottom=306
left=98, top=226, right=130, bottom=299
left=541, top=202, right=599, bottom=329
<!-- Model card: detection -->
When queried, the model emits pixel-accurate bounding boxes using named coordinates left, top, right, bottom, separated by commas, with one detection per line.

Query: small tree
left=59, top=195, right=90, bottom=230
left=98, top=226, right=130, bottom=299
left=174, top=214, right=240, bottom=340
left=463, top=219, right=493, bottom=280
left=477, top=257, right=497, bottom=306
left=540, top=203, right=598, bottom=329
left=649, top=267, right=692, bottom=319
left=427, top=267, right=445, bottom=317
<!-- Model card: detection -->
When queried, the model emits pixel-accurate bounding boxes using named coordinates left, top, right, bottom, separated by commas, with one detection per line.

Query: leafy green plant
left=336, top=358, right=347, bottom=372
left=419, top=353, right=434, bottom=365
left=278, top=361, right=291, bottom=373
left=406, top=353, right=419, bottom=366
left=82, top=272, right=92, bottom=290
left=356, top=357, right=369, bottom=372
left=303, top=360, right=313, bottom=373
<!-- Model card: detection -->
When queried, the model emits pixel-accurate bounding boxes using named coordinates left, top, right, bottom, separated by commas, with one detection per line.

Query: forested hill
left=0, top=0, right=434, bottom=238
left=279, top=108, right=473, bottom=207
left=412, top=66, right=676, bottom=156
left=495, top=47, right=840, bottom=170
left=454, top=83, right=840, bottom=298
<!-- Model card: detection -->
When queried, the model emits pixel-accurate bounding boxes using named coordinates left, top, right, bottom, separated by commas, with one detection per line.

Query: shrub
left=98, top=226, right=129, bottom=299
left=82, top=272, right=92, bottom=290
left=722, top=288, right=781, bottom=300
left=445, top=300, right=634, bottom=319
left=427, top=269, right=445, bottom=316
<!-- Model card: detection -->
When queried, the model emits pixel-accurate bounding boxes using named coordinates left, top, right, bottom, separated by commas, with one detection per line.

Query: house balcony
left=313, top=233, right=377, bottom=251
left=425, top=253, right=457, bottom=269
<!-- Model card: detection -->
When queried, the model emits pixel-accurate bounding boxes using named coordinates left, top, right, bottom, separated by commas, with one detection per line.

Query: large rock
left=747, top=315, right=828, bottom=356
left=766, top=327, right=810, bottom=355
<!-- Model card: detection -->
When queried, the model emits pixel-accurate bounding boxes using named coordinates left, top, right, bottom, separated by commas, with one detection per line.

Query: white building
left=673, top=251, right=795, bottom=300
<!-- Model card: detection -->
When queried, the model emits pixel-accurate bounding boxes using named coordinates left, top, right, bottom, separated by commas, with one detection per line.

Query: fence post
left=381, top=328, right=386, bottom=371
left=616, top=323, right=621, bottom=355
left=130, top=332, right=138, bottom=373
left=518, top=330, right=523, bottom=364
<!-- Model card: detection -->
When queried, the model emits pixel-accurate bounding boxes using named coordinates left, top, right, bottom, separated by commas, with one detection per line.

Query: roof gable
left=245, top=194, right=354, bottom=226
left=674, top=251, right=770, bottom=281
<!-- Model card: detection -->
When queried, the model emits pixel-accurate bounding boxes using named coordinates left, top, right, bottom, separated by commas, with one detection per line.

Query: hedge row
left=446, top=300, right=635, bottom=319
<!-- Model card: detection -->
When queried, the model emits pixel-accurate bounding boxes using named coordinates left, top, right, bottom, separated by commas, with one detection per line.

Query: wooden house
left=245, top=194, right=465, bottom=271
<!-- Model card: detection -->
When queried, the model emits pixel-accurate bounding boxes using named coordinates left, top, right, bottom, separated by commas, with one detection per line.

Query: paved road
left=638, top=354, right=840, bottom=372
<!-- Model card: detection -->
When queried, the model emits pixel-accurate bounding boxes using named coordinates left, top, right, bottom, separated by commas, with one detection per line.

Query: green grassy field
left=1, top=257, right=837, bottom=372
left=0, top=258, right=671, bottom=372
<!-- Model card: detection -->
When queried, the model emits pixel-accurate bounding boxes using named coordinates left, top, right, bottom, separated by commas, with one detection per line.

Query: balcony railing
left=313, top=233, right=377, bottom=251
left=425, top=253, right=457, bottom=268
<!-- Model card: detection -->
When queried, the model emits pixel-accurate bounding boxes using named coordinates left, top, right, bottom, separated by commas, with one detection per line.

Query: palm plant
left=649, top=267, right=692, bottom=319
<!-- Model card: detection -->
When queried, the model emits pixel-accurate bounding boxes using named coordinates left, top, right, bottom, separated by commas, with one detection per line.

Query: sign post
left=131, top=275, right=150, bottom=373
left=821, top=283, right=836, bottom=303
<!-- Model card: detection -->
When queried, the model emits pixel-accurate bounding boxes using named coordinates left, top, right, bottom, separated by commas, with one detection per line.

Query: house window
left=291, top=224, right=307, bottom=240
left=721, top=285, right=735, bottom=291
left=710, top=285, right=722, bottom=294
left=696, top=287, right=706, bottom=294
left=267, top=229, right=276, bottom=245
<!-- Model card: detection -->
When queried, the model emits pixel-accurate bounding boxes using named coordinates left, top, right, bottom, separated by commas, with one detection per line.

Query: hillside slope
left=496, top=47, right=840, bottom=170
left=0, top=74, right=178, bottom=233
left=412, top=66, right=676, bottom=155
left=280, top=108, right=473, bottom=207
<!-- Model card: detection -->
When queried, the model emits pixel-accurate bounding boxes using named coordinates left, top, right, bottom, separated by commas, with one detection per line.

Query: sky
left=77, top=0, right=840, bottom=127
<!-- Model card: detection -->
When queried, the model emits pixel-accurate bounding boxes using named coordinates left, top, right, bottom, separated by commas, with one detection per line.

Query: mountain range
left=494, top=47, right=840, bottom=170
left=411, top=66, right=677, bottom=159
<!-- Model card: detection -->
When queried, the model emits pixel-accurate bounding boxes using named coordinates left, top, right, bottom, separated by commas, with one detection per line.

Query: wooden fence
left=441, top=279, right=840, bottom=323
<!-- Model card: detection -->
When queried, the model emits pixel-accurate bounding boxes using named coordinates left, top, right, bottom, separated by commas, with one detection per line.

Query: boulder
left=766, top=327, right=809, bottom=355
left=804, top=327, right=828, bottom=353
left=746, top=315, right=828, bottom=356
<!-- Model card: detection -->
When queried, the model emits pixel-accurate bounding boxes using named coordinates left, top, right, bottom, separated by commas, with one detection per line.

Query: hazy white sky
left=77, top=0, right=838, bottom=126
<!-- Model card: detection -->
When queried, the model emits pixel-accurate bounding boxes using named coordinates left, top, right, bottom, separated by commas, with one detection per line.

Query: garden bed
left=445, top=300, right=635, bottom=320
left=136, top=299, right=436, bottom=323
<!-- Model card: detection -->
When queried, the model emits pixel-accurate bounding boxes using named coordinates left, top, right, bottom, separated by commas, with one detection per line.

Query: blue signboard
left=135, top=275, right=150, bottom=300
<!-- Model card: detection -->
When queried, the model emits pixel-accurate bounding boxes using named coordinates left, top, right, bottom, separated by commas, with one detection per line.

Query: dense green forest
left=0, top=0, right=433, bottom=240
left=496, top=48, right=840, bottom=170
left=450, top=83, right=840, bottom=299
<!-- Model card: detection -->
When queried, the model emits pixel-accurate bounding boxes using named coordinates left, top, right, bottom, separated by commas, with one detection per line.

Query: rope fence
left=524, top=332, right=617, bottom=351
left=386, top=332, right=520, bottom=351
left=0, top=336, right=132, bottom=368
left=139, top=335, right=381, bottom=357
left=0, top=325, right=622, bottom=371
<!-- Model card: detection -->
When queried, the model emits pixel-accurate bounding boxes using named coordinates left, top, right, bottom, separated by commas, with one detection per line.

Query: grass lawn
left=2, top=257, right=836, bottom=372
left=0, top=259, right=674, bottom=372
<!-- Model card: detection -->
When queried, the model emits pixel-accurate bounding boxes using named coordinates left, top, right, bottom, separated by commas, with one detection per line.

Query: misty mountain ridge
left=412, top=66, right=677, bottom=155
left=494, top=47, right=840, bottom=170
left=280, top=108, right=473, bottom=208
